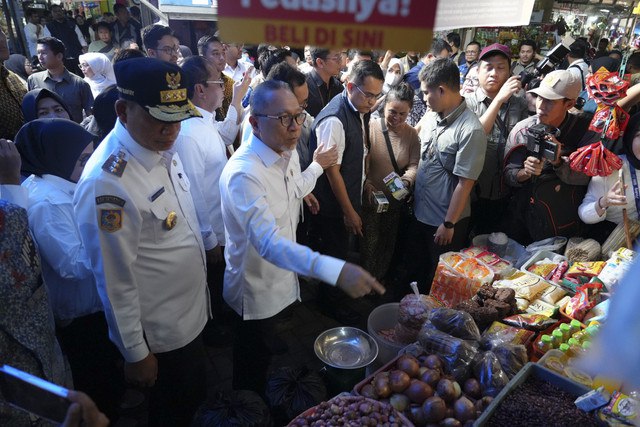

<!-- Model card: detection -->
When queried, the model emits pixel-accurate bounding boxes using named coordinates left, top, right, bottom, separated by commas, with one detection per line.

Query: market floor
left=113, top=278, right=403, bottom=426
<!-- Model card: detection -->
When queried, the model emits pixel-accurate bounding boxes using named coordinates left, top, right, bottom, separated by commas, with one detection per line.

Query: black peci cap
left=114, top=57, right=201, bottom=123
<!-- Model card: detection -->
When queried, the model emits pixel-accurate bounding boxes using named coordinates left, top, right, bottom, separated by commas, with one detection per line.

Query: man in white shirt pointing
left=220, top=79, right=385, bottom=394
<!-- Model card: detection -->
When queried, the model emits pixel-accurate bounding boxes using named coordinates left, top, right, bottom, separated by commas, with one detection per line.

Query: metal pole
left=2, top=0, right=27, bottom=56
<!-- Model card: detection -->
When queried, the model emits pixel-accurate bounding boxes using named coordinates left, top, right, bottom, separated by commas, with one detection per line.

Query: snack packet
left=565, top=281, right=603, bottom=321
left=565, top=261, right=607, bottom=278
left=525, top=299, right=559, bottom=317
left=502, top=313, right=556, bottom=331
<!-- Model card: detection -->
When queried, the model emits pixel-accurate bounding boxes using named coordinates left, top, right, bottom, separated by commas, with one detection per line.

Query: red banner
left=218, top=0, right=438, bottom=52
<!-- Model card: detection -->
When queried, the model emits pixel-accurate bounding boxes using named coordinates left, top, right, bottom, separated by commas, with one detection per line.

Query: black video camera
left=526, top=123, right=561, bottom=161
left=520, top=39, right=573, bottom=88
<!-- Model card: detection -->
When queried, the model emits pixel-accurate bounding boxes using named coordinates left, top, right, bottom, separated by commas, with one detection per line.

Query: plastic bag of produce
left=191, top=390, right=273, bottom=427
left=430, top=260, right=492, bottom=308
left=425, top=308, right=481, bottom=342
left=417, top=325, right=478, bottom=382
left=266, top=366, right=327, bottom=423
left=472, top=351, right=509, bottom=397
left=492, top=344, right=528, bottom=379
left=398, top=284, right=439, bottom=330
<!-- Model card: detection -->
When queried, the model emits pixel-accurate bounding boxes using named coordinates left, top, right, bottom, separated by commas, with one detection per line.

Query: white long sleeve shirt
left=213, top=104, right=242, bottom=147
left=175, top=107, right=227, bottom=250
left=73, top=120, right=209, bottom=362
left=24, top=22, right=43, bottom=57
left=23, top=174, right=103, bottom=322
left=0, top=184, right=28, bottom=208
left=578, top=156, right=639, bottom=225
left=220, top=133, right=344, bottom=320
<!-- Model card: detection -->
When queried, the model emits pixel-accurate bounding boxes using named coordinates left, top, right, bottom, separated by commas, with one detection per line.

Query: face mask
left=385, top=72, right=401, bottom=87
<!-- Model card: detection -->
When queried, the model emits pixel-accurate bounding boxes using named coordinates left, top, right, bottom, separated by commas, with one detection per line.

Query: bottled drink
left=559, top=323, right=571, bottom=341
left=536, top=335, right=553, bottom=354
left=568, top=319, right=582, bottom=336
left=552, top=329, right=565, bottom=347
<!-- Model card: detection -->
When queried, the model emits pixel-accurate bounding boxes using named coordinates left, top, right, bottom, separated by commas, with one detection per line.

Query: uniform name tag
left=95, top=195, right=126, bottom=207
left=150, top=187, right=165, bottom=202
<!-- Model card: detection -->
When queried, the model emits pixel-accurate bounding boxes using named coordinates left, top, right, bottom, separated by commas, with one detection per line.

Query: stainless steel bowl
left=314, top=327, right=378, bottom=369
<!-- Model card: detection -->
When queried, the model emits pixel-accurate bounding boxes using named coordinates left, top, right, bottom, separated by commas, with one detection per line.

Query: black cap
left=114, top=57, right=201, bottom=123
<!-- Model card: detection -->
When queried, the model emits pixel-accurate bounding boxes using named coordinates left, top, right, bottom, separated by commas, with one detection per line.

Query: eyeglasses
left=79, top=63, right=90, bottom=69
left=156, top=46, right=180, bottom=56
left=355, top=85, right=383, bottom=100
left=254, top=112, right=307, bottom=127
left=205, top=79, right=224, bottom=88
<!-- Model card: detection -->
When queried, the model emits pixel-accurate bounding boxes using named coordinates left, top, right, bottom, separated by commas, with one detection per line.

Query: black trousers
left=56, top=311, right=124, bottom=422
left=470, top=197, right=511, bottom=236
left=403, top=216, right=471, bottom=294
left=231, top=308, right=292, bottom=397
left=148, top=335, right=207, bottom=427
left=206, top=248, right=227, bottom=325
left=310, top=214, right=353, bottom=309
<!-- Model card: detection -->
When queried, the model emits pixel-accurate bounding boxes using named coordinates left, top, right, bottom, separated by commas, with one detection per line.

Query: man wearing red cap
left=464, top=43, right=528, bottom=234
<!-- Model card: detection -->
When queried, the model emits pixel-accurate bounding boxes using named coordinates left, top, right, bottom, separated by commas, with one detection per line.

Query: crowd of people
left=2, top=3, right=640, bottom=426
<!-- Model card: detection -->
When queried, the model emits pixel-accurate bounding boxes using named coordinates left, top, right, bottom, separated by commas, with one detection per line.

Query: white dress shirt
left=213, top=104, right=243, bottom=147
left=314, top=97, right=368, bottom=190
left=223, top=60, right=252, bottom=83
left=220, top=132, right=344, bottom=320
left=23, top=174, right=103, bottom=322
left=0, top=185, right=28, bottom=208
left=74, top=120, right=209, bottom=362
left=24, top=22, right=43, bottom=57
left=568, top=59, right=589, bottom=86
left=175, top=106, right=227, bottom=250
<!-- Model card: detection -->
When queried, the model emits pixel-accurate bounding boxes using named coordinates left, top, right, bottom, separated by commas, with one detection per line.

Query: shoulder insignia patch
left=101, top=150, right=128, bottom=177
left=100, top=209, right=122, bottom=232
left=96, top=195, right=126, bottom=207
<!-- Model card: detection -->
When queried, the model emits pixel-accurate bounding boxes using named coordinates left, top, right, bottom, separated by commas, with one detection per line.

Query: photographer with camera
left=502, top=70, right=600, bottom=244
left=464, top=43, right=529, bottom=234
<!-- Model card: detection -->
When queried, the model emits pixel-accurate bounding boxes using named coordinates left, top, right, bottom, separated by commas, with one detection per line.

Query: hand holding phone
left=0, top=364, right=70, bottom=424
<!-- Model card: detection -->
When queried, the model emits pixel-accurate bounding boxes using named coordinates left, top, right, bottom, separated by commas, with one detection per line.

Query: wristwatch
left=443, top=221, right=455, bottom=229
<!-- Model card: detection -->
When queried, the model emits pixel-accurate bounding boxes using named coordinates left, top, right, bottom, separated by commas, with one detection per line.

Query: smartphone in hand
left=0, top=365, right=70, bottom=424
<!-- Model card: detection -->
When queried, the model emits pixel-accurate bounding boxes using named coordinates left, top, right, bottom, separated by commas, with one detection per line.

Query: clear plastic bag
left=425, top=308, right=481, bottom=342
left=417, top=325, right=478, bottom=382
left=472, top=351, right=509, bottom=397
left=492, top=344, right=528, bottom=379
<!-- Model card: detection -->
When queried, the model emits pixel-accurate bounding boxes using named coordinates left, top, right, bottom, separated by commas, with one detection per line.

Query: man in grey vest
left=309, top=60, right=383, bottom=324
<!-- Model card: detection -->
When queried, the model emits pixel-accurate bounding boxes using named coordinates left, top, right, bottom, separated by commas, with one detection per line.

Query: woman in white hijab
left=372, top=58, right=406, bottom=118
left=78, top=52, right=117, bottom=99
left=383, top=58, right=405, bottom=94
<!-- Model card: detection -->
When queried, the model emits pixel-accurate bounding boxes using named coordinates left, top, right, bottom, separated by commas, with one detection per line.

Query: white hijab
left=79, top=52, right=117, bottom=98
left=384, top=58, right=405, bottom=94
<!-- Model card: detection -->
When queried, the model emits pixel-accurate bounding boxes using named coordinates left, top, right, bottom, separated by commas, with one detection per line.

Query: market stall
left=285, top=233, right=638, bottom=426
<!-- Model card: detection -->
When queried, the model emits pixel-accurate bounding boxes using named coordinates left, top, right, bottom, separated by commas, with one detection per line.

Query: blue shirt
left=404, top=62, right=424, bottom=90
